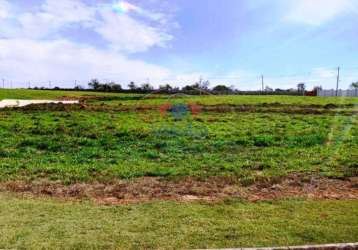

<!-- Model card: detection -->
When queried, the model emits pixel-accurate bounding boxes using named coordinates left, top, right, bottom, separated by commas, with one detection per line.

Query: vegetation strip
left=1, top=175, right=357, bottom=204
left=1, top=102, right=357, bottom=116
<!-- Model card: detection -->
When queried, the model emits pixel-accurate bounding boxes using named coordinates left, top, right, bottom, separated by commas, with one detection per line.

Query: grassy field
left=1, top=194, right=358, bottom=250
left=0, top=110, right=356, bottom=182
left=0, top=89, right=125, bottom=100
left=0, top=89, right=357, bottom=249
left=1, top=88, right=358, bottom=106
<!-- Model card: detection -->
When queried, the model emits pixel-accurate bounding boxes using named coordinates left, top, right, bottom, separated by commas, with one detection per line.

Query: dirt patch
left=201, top=104, right=357, bottom=115
left=0, top=174, right=357, bottom=205
left=0, top=103, right=86, bottom=112
left=1, top=102, right=357, bottom=116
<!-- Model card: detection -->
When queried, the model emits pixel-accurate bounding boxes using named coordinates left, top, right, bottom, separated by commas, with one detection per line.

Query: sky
left=0, top=0, right=357, bottom=90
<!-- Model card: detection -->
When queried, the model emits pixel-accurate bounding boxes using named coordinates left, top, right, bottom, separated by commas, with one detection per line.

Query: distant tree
left=297, top=83, right=306, bottom=93
left=108, top=82, right=122, bottom=91
left=96, top=83, right=110, bottom=92
left=88, top=79, right=100, bottom=90
left=128, top=82, right=137, bottom=91
left=200, top=80, right=210, bottom=90
left=212, top=85, right=232, bottom=94
left=196, top=77, right=210, bottom=91
left=181, top=78, right=211, bottom=94
left=74, top=85, right=83, bottom=90
left=182, top=83, right=199, bottom=92
left=350, top=82, right=358, bottom=89
left=172, top=86, right=180, bottom=92
left=159, top=84, right=173, bottom=93
left=140, top=83, right=154, bottom=92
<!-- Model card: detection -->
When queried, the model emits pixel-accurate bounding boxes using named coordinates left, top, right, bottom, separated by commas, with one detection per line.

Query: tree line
left=84, top=79, right=314, bottom=95
left=32, top=79, right=358, bottom=95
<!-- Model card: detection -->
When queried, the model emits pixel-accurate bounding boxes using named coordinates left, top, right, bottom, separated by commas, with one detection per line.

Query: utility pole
left=261, top=75, right=264, bottom=92
left=28, top=82, right=31, bottom=89
left=2, top=79, right=4, bottom=89
left=336, top=67, right=340, bottom=97
left=75, top=80, right=77, bottom=89
left=49, top=81, right=52, bottom=89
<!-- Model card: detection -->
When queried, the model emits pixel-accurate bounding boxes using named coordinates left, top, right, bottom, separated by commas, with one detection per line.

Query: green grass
left=0, top=194, right=357, bottom=249
left=96, top=94, right=358, bottom=107
left=0, top=90, right=357, bottom=249
left=0, top=89, right=357, bottom=183
left=0, top=89, right=133, bottom=100
left=1, top=89, right=357, bottom=106
left=0, top=109, right=356, bottom=182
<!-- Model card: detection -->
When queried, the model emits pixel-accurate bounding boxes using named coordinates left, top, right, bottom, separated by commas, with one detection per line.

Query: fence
left=317, top=89, right=358, bottom=97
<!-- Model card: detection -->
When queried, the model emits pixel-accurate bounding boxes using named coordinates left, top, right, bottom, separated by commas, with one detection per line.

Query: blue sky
left=0, top=0, right=357, bottom=89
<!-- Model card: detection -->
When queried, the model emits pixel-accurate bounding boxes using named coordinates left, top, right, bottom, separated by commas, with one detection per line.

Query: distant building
left=317, top=89, right=358, bottom=97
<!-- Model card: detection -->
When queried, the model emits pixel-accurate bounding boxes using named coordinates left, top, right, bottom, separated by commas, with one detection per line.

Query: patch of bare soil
left=1, top=103, right=357, bottom=116
left=0, top=174, right=357, bottom=205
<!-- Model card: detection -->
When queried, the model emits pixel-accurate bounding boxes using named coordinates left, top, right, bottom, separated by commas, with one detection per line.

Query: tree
left=196, top=77, right=210, bottom=91
left=97, top=83, right=111, bottom=92
left=182, top=83, right=198, bottom=92
left=182, top=78, right=211, bottom=95
left=200, top=80, right=210, bottom=90
left=297, top=82, right=306, bottom=93
left=108, top=82, right=122, bottom=91
left=74, top=85, right=83, bottom=90
left=350, top=82, right=358, bottom=89
left=128, top=82, right=137, bottom=91
left=212, top=85, right=233, bottom=94
left=140, top=83, right=154, bottom=92
left=159, top=84, right=173, bottom=93
left=88, top=79, right=100, bottom=90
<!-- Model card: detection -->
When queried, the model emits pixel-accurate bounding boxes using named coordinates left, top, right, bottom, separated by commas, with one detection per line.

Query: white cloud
left=0, top=39, right=170, bottom=87
left=285, top=0, right=356, bottom=26
left=0, top=0, right=172, bottom=52
left=0, top=0, right=10, bottom=19
left=96, top=7, right=172, bottom=53
left=42, top=0, right=95, bottom=24
left=0, top=0, right=175, bottom=87
left=113, top=1, right=167, bottom=23
left=0, top=0, right=96, bottom=39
